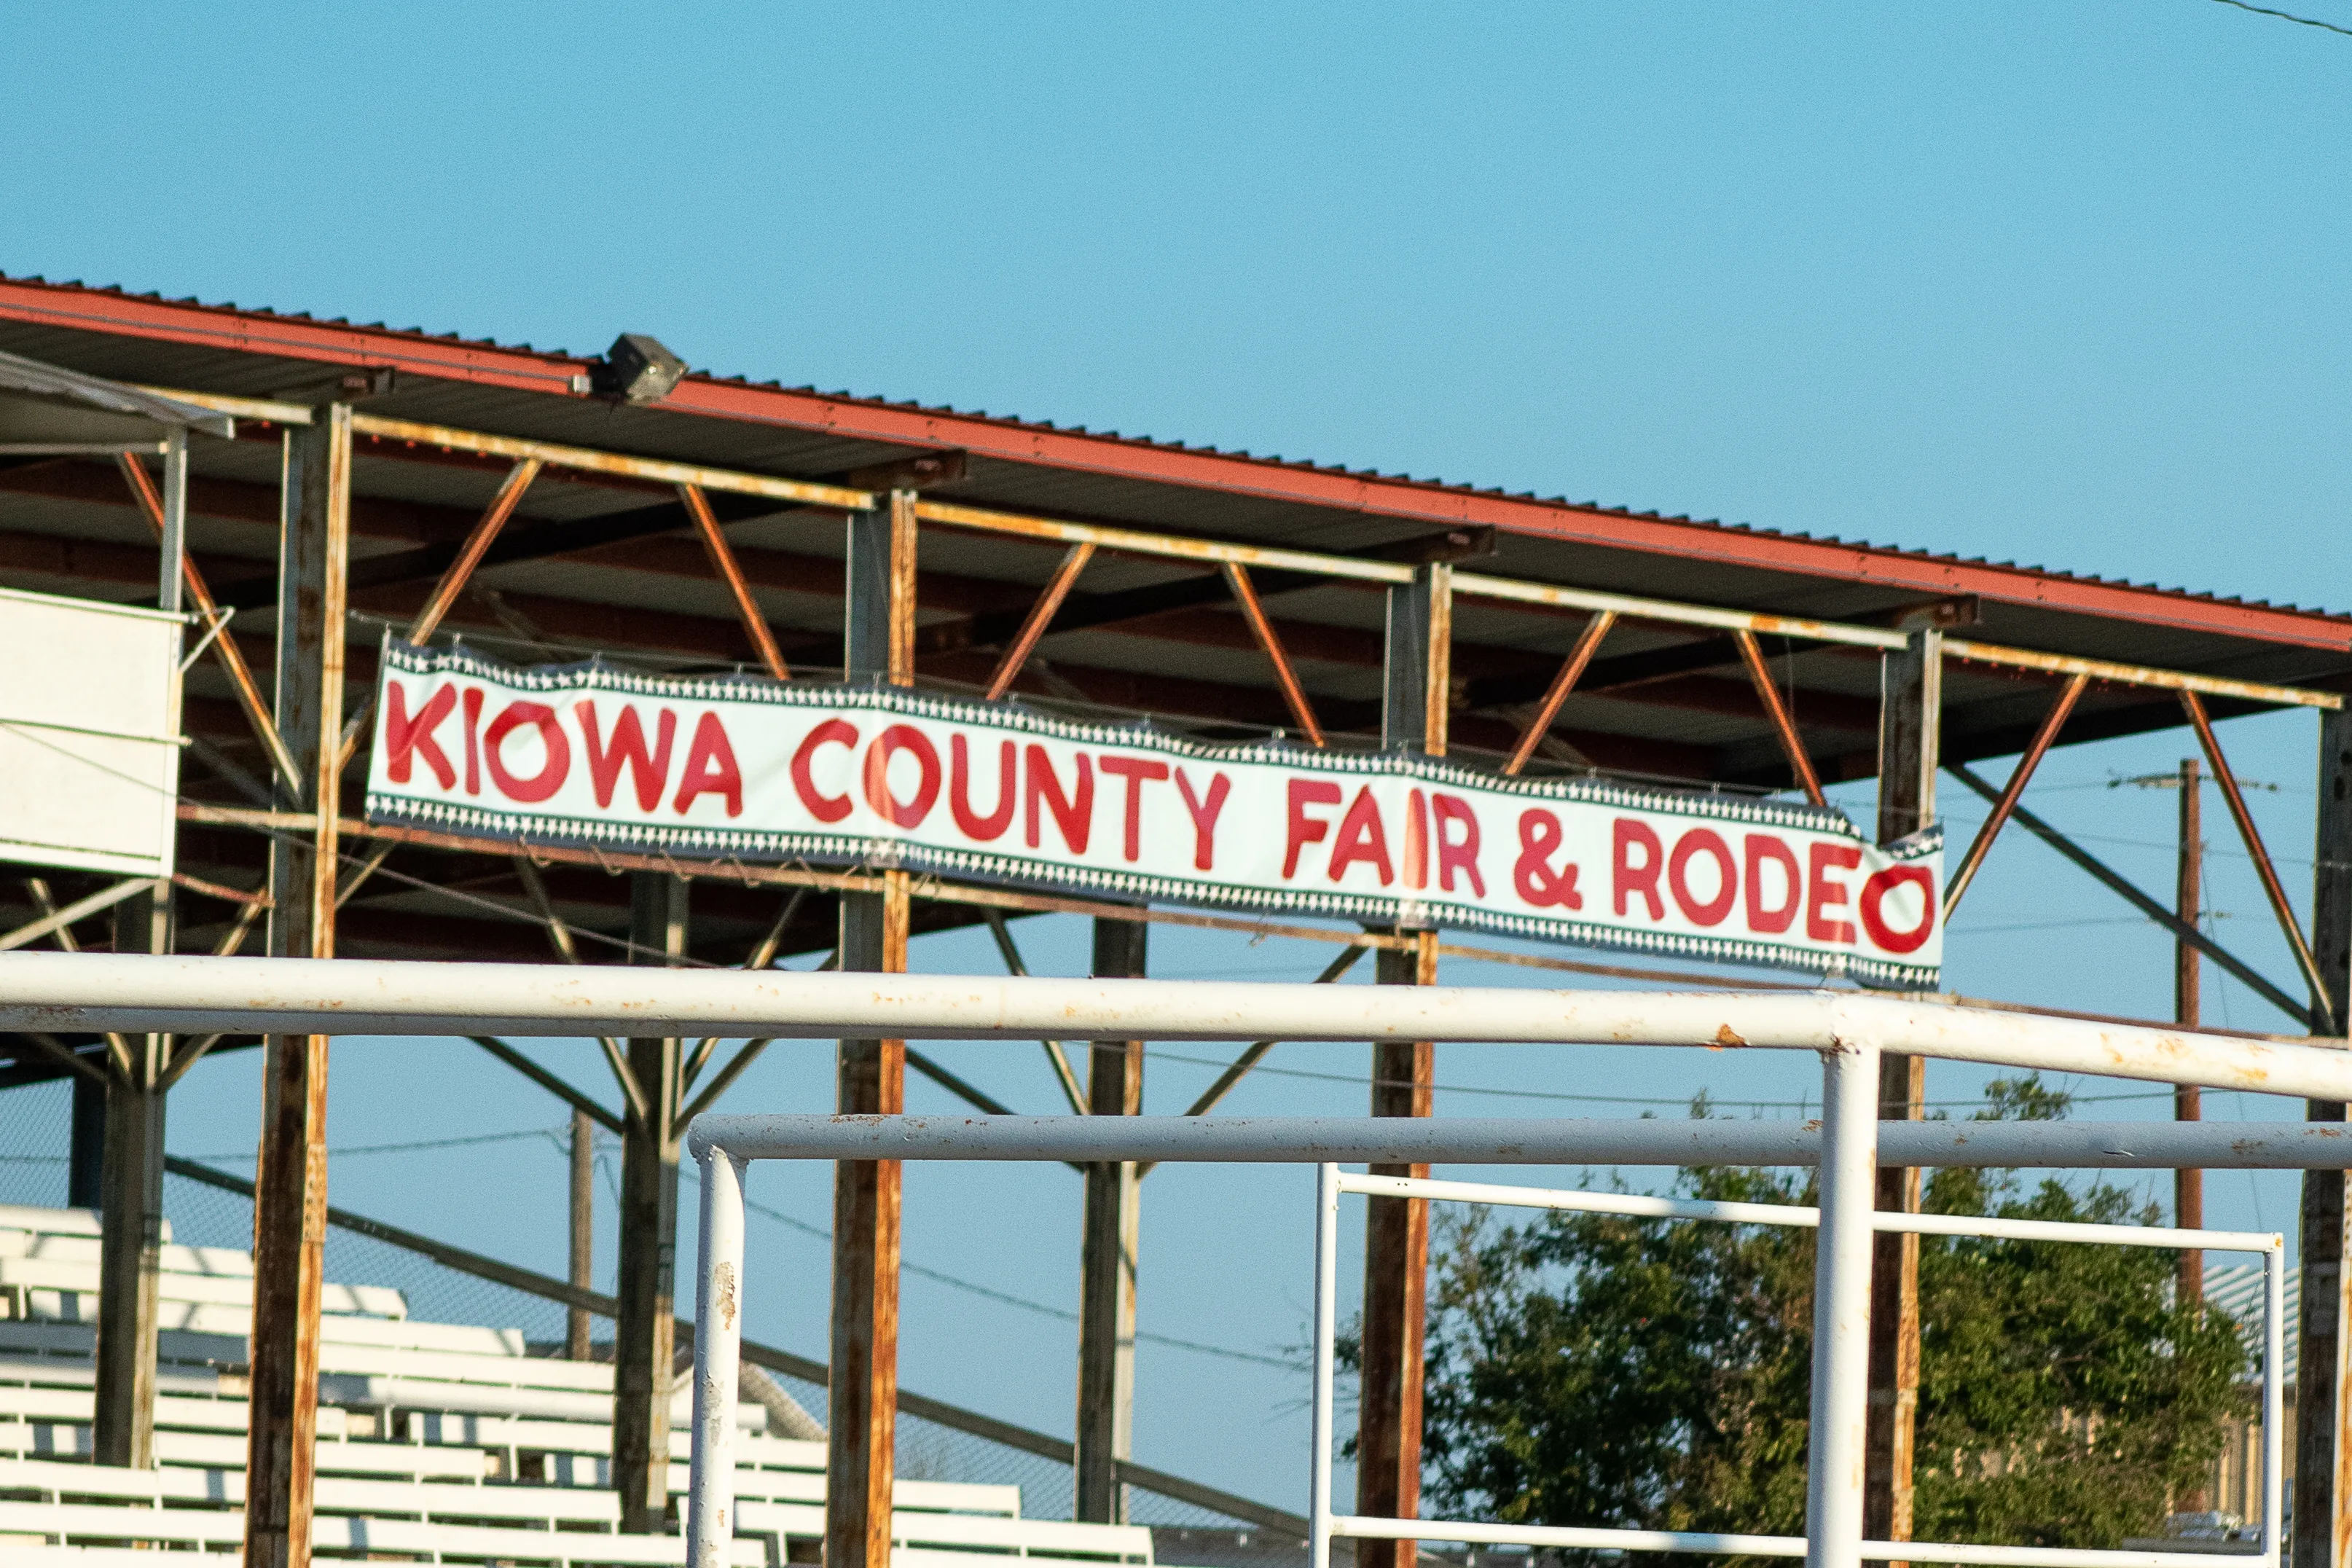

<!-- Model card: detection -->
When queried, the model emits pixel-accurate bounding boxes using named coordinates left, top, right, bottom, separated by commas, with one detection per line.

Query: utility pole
left=2120, top=759, right=2215, bottom=1301
left=2175, top=758, right=2203, bottom=1306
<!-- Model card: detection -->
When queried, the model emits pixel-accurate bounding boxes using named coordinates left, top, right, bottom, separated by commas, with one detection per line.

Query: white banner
left=366, top=643, right=1943, bottom=987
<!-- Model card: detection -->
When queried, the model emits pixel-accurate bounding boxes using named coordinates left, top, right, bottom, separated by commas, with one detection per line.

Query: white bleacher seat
left=0, top=1205, right=1162, bottom=1568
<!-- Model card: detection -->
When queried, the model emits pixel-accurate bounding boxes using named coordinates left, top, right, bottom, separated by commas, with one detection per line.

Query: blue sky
left=4, top=0, right=2348, bottom=1516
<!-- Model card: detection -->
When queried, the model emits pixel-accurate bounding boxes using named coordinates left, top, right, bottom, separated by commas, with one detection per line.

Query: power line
left=685, top=1167, right=1298, bottom=1371
left=2207, top=0, right=2352, bottom=36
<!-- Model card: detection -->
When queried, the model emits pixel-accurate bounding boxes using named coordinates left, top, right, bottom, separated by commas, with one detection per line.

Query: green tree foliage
left=1416, top=1081, right=2248, bottom=1560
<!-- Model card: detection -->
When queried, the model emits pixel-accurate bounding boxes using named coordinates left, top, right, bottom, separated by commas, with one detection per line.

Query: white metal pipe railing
left=1808, top=1040, right=1877, bottom=1568
left=15, top=954, right=2351, bottom=1100
left=689, top=1106, right=2285, bottom=1568
left=686, top=1147, right=747, bottom=1568
left=1309, top=1158, right=2284, bottom=1568
left=683, top=1113, right=2352, bottom=1170
left=1344, top=1172, right=2284, bottom=1250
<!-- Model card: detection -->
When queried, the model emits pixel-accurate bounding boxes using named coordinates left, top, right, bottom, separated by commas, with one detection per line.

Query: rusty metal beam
left=1733, top=629, right=1827, bottom=805
left=828, top=495, right=915, bottom=1568
left=404, top=458, right=542, bottom=647
left=979, top=908, right=1088, bottom=1114
left=1940, top=671, right=2089, bottom=920
left=1223, top=562, right=1325, bottom=747
left=679, top=482, right=791, bottom=681
left=114, top=454, right=299, bottom=789
left=1357, top=928, right=1437, bottom=1568
left=1502, top=612, right=1615, bottom=776
left=245, top=403, right=351, bottom=1568
left=2182, top=691, right=2337, bottom=1033
left=985, top=542, right=1094, bottom=700
left=1944, top=763, right=2312, bottom=1027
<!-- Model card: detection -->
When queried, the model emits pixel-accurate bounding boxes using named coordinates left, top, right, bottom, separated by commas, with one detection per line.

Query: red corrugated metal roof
left=2, top=272, right=2343, bottom=652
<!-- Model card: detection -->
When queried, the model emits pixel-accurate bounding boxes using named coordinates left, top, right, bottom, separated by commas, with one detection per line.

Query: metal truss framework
left=2, top=375, right=2348, bottom=1568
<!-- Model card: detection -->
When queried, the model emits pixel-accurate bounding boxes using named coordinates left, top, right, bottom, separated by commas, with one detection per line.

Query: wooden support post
left=1076, top=918, right=1147, bottom=1524
left=1865, top=627, right=1937, bottom=1562
left=614, top=872, right=686, bottom=1533
left=2176, top=758, right=2204, bottom=1309
left=1357, top=561, right=1448, bottom=1568
left=2295, top=705, right=2352, bottom=1568
left=246, top=406, right=350, bottom=1568
left=828, top=493, right=915, bottom=1568
left=1359, top=930, right=1435, bottom=1568
left=93, top=890, right=168, bottom=1469
left=569, top=1105, right=595, bottom=1361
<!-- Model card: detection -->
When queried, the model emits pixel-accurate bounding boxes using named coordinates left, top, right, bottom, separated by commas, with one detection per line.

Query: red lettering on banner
left=1284, top=780, right=1341, bottom=879
left=1098, top=756, right=1171, bottom=863
left=1432, top=793, right=1485, bottom=896
left=791, top=720, right=858, bottom=823
left=1175, top=767, right=1231, bottom=871
left=484, top=701, right=570, bottom=803
left=462, top=687, right=484, bottom=796
left=675, top=713, right=744, bottom=817
left=1859, top=865, right=1936, bottom=954
left=950, top=734, right=1016, bottom=840
left=1327, top=787, right=1395, bottom=886
left=1025, top=746, right=1094, bottom=853
left=1515, top=810, right=1580, bottom=907
left=863, top=724, right=941, bottom=828
left=1807, top=842, right=1861, bottom=944
left=1402, top=788, right=1429, bottom=890
left=1744, top=834, right=1801, bottom=934
left=385, top=683, right=456, bottom=788
left=1613, top=818, right=1665, bottom=919
left=1667, top=828, right=1737, bottom=928
left=576, top=702, right=675, bottom=811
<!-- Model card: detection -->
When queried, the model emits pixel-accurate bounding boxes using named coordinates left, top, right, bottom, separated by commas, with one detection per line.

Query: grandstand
left=0, top=1197, right=1164, bottom=1566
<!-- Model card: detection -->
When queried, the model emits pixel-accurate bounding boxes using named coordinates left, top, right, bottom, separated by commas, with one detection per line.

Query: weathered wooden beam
left=1075, top=917, right=1146, bottom=1523
left=245, top=407, right=350, bottom=1568
left=1865, top=627, right=1937, bottom=1564
left=828, top=494, right=914, bottom=1568
left=613, top=871, right=686, bottom=1532
left=1356, top=562, right=1447, bottom=1568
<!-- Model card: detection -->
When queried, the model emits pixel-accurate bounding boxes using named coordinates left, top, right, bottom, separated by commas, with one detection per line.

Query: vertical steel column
left=828, top=491, right=915, bottom=1568
left=2296, top=706, right=2352, bottom=1568
left=615, top=872, right=687, bottom=1532
left=570, top=1105, right=595, bottom=1361
left=687, top=1143, right=748, bottom=1568
left=1076, top=918, right=1147, bottom=1523
left=1810, top=1037, right=1881, bottom=1568
left=97, top=423, right=190, bottom=1470
left=246, top=406, right=350, bottom=1568
left=1866, top=626, right=1936, bottom=1561
left=93, top=892, right=168, bottom=1468
left=1357, top=562, right=1449, bottom=1568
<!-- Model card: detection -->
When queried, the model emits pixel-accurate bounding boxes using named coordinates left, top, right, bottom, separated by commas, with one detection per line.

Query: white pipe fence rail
left=0, top=956, right=2310, bottom=1568
left=1, top=952, right=2348, bottom=1099
left=1308, top=1165, right=2284, bottom=1568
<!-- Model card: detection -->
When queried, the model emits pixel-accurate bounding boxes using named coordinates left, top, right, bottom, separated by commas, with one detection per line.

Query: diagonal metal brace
left=1945, top=762, right=2312, bottom=1030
